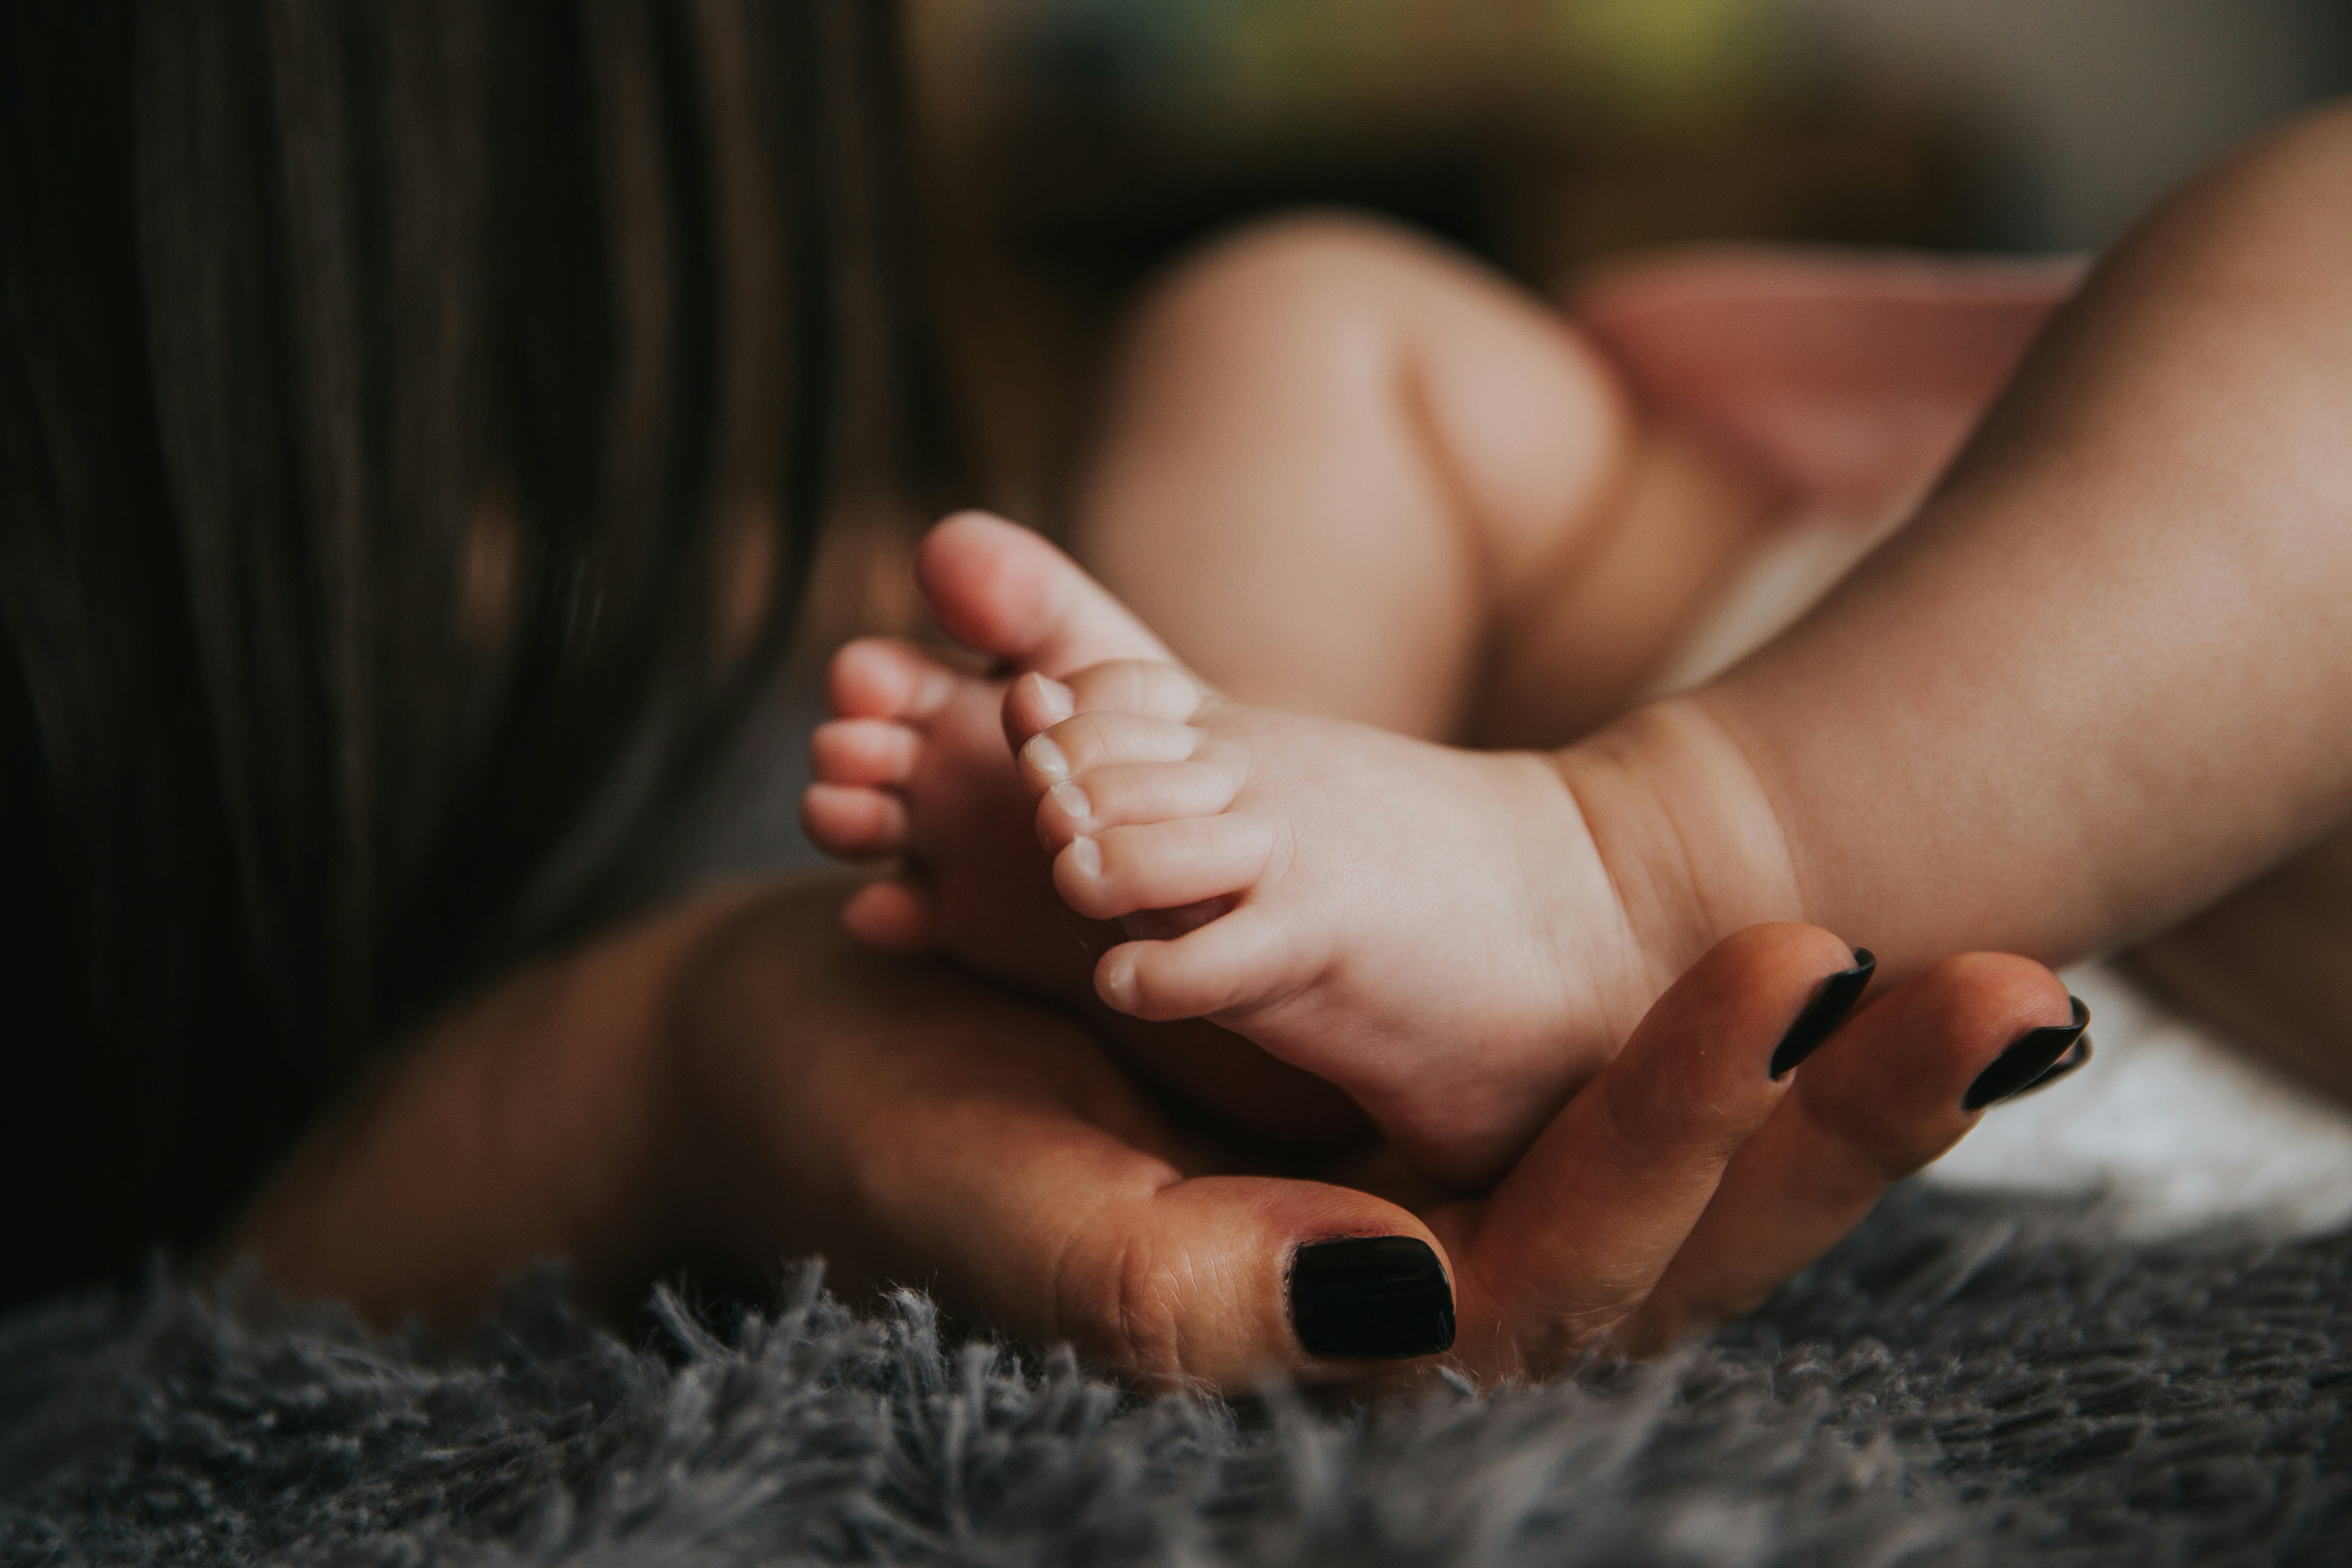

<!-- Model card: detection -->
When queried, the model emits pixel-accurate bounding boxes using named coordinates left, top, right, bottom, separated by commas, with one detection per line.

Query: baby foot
left=1004, top=656, right=1659, bottom=1187
left=802, top=513, right=1373, bottom=1142
left=801, top=511, right=1177, bottom=995
left=802, top=634, right=1077, bottom=990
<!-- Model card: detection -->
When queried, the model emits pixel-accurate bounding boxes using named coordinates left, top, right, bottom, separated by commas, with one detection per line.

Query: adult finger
left=680, top=889, right=1459, bottom=1391
left=1620, top=952, right=2083, bottom=1350
left=1430, top=923, right=1861, bottom=1382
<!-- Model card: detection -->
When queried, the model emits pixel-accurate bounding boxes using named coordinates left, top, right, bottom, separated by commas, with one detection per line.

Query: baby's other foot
left=1008, top=658, right=1654, bottom=1186
left=802, top=634, right=1081, bottom=994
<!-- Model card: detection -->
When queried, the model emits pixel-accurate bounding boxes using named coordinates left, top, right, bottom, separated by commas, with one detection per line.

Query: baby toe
left=1096, top=906, right=1312, bottom=1022
left=1036, top=760, right=1244, bottom=849
left=827, top=637, right=960, bottom=723
left=811, top=718, right=919, bottom=787
left=800, top=782, right=910, bottom=860
left=842, top=877, right=939, bottom=952
left=1019, top=712, right=1199, bottom=796
left=1054, top=816, right=1275, bottom=921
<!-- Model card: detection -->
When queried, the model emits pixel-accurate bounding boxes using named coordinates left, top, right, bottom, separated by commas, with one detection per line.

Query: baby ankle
left=1550, top=695, right=1809, bottom=989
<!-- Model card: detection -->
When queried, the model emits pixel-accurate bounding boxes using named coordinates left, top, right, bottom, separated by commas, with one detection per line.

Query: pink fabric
left=1567, top=247, right=2088, bottom=520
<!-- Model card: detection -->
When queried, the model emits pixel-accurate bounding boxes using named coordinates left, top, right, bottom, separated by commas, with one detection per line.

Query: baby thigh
left=1072, top=213, right=1746, bottom=744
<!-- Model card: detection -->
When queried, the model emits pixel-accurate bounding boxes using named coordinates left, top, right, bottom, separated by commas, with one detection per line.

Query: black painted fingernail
left=2004, top=1035, right=2094, bottom=1102
left=1769, top=948, right=1877, bottom=1079
left=1289, top=1237, right=1455, bottom=1360
left=1963, top=996, right=2092, bottom=1111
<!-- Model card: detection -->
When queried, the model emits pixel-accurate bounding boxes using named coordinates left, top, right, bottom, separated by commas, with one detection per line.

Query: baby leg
left=1076, top=215, right=2087, bottom=749
left=1610, top=102, right=2352, bottom=988
left=1070, top=213, right=1776, bottom=746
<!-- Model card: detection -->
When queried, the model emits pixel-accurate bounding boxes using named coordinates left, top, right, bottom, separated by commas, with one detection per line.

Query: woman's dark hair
left=0, top=0, right=951, bottom=1308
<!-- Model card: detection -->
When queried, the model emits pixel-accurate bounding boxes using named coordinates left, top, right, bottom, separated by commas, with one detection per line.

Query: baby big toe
left=1054, top=816, right=1274, bottom=921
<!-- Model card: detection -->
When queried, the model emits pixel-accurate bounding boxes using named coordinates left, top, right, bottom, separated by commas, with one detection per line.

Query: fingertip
left=1623, top=949, right=2082, bottom=1352
left=1688, top=923, right=1871, bottom=1025
left=1918, top=951, right=2076, bottom=1053
left=1286, top=1232, right=1458, bottom=1364
left=1767, top=946, right=1877, bottom=1079
left=1788, top=951, right=2077, bottom=1174
left=1459, top=925, right=1881, bottom=1371
left=1605, top=923, right=1859, bottom=1133
left=1815, top=952, right=2070, bottom=1098
left=1959, top=988, right=2091, bottom=1113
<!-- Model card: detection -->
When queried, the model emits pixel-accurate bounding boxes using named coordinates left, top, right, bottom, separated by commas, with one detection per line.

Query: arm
left=1576, top=102, right=2352, bottom=986
left=222, top=883, right=767, bottom=1334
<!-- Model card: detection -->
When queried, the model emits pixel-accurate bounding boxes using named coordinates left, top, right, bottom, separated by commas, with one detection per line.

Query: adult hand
left=679, top=881, right=2082, bottom=1387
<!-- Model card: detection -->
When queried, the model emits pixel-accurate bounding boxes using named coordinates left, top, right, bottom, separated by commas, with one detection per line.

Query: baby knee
left=1132, top=209, right=1455, bottom=355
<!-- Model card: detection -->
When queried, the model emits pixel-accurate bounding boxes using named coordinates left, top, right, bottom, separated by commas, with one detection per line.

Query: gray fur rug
left=3, top=1185, right=2348, bottom=1566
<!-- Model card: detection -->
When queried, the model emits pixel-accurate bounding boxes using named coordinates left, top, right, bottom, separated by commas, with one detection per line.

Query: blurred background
left=903, top=0, right=2352, bottom=519
left=678, top=0, right=2352, bottom=886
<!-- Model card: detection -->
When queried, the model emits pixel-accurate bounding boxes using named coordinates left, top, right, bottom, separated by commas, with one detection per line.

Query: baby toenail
left=1029, top=673, right=1075, bottom=724
left=1070, top=836, right=1102, bottom=879
left=1050, top=781, right=1092, bottom=824
left=1100, top=957, right=1137, bottom=1011
left=1023, top=734, right=1069, bottom=782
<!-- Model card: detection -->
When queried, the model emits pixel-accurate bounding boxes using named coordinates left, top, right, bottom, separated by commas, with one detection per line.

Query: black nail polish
left=2004, top=1035, right=2094, bottom=1102
left=1769, top=948, right=1877, bottom=1079
left=1963, top=996, right=2092, bottom=1111
left=1288, top=1237, right=1455, bottom=1360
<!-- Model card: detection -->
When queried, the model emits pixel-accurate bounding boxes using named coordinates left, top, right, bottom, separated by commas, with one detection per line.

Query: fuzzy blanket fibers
left=3, top=1182, right=2350, bottom=1567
